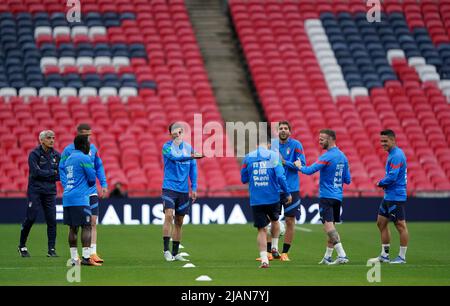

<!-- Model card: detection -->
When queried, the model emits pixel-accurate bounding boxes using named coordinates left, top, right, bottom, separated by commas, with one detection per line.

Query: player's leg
left=172, top=215, right=189, bottom=261
left=375, top=200, right=392, bottom=262
left=392, top=220, right=408, bottom=263
left=324, top=221, right=347, bottom=264
left=257, top=201, right=282, bottom=261
left=65, top=207, right=78, bottom=264
left=270, top=219, right=281, bottom=258
left=391, top=203, right=408, bottom=264
left=89, top=195, right=102, bottom=262
left=172, top=192, right=191, bottom=261
left=18, top=193, right=41, bottom=257
left=68, top=225, right=80, bottom=265
left=163, top=208, right=175, bottom=261
left=79, top=206, right=100, bottom=266
left=42, top=194, right=58, bottom=257
left=162, top=190, right=176, bottom=261
left=252, top=205, right=270, bottom=267
left=318, top=199, right=335, bottom=264
left=329, top=200, right=348, bottom=264
left=267, top=203, right=281, bottom=259
left=281, top=192, right=301, bottom=261
left=257, top=227, right=269, bottom=268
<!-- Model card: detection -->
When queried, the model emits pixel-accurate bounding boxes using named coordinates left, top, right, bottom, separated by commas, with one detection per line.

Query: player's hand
left=294, top=160, right=302, bottom=169
left=101, top=187, right=108, bottom=198
left=191, top=191, right=197, bottom=202
left=191, top=152, right=204, bottom=159
left=285, top=194, right=292, bottom=205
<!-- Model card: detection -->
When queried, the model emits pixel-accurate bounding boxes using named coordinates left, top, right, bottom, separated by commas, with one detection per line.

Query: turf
left=1, top=222, right=449, bottom=285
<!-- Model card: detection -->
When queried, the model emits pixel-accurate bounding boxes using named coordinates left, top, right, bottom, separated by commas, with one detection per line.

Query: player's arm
left=162, top=143, right=194, bottom=162
left=59, top=148, right=69, bottom=187
left=81, top=157, right=96, bottom=187
left=300, top=157, right=328, bottom=175
left=274, top=159, right=292, bottom=204
left=378, top=156, right=403, bottom=187
left=189, top=159, right=198, bottom=201
left=240, top=157, right=249, bottom=184
left=29, top=151, right=56, bottom=179
left=94, top=150, right=108, bottom=197
left=288, top=143, right=306, bottom=170
left=54, top=152, right=61, bottom=182
left=274, top=160, right=289, bottom=194
left=343, top=159, right=351, bottom=185
left=189, top=159, right=198, bottom=193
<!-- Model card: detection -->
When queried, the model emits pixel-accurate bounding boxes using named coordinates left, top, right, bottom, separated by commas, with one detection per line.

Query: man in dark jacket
left=18, top=130, right=61, bottom=257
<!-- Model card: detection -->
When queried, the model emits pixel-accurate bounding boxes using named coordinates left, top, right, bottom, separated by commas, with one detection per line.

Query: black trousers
left=19, top=192, right=57, bottom=250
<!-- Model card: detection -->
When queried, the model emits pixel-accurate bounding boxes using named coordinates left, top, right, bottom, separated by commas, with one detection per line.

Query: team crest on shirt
left=286, top=148, right=291, bottom=155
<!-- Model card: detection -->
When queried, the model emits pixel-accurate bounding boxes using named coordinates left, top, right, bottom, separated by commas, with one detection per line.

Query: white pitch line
left=295, top=226, right=313, bottom=232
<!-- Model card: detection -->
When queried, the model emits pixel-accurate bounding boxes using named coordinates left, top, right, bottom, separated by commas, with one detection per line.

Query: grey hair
left=39, top=130, right=55, bottom=141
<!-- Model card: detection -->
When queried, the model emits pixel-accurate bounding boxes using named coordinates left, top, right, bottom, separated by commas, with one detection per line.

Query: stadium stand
left=229, top=0, right=450, bottom=196
left=0, top=0, right=242, bottom=197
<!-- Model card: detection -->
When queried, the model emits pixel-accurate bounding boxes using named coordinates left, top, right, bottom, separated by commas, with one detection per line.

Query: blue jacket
left=378, top=146, right=407, bottom=201
left=59, top=143, right=107, bottom=195
left=27, top=145, right=61, bottom=195
left=162, top=140, right=198, bottom=193
left=271, top=138, right=306, bottom=192
left=241, top=146, right=289, bottom=206
left=62, top=150, right=97, bottom=207
left=300, top=146, right=351, bottom=201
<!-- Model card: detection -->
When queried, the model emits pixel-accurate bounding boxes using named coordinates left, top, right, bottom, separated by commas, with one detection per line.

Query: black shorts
left=63, top=206, right=92, bottom=227
left=162, top=189, right=191, bottom=216
left=252, top=203, right=280, bottom=229
left=89, top=195, right=99, bottom=216
left=378, top=200, right=406, bottom=222
left=319, top=198, right=342, bottom=224
left=280, top=192, right=301, bottom=218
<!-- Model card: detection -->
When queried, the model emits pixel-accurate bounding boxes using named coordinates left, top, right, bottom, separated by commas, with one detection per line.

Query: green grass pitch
left=1, top=222, right=449, bottom=285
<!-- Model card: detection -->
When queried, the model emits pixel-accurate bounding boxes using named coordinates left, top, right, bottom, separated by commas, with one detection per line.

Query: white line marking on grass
left=295, top=226, right=313, bottom=232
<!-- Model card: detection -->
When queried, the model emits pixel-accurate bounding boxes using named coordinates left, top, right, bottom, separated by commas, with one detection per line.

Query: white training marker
left=196, top=275, right=212, bottom=281
left=183, top=263, right=196, bottom=268
left=179, top=244, right=185, bottom=249
left=179, top=252, right=190, bottom=257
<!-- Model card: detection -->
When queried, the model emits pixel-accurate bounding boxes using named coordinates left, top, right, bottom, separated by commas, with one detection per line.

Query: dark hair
left=380, top=129, right=396, bottom=138
left=74, top=135, right=90, bottom=154
left=320, top=129, right=336, bottom=140
left=77, top=123, right=91, bottom=134
left=168, top=122, right=183, bottom=133
left=278, top=121, right=291, bottom=131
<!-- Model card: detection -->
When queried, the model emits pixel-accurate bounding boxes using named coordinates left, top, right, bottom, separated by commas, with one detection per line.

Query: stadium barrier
left=1, top=197, right=449, bottom=224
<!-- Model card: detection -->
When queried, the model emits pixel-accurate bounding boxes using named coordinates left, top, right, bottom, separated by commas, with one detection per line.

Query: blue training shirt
left=300, top=146, right=351, bottom=201
left=62, top=150, right=97, bottom=207
left=162, top=140, right=198, bottom=193
left=241, top=146, right=289, bottom=206
left=271, top=138, right=306, bottom=192
left=378, top=146, right=407, bottom=201
left=59, top=143, right=108, bottom=195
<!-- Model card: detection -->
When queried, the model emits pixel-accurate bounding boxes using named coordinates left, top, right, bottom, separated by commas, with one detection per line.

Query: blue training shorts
left=252, top=203, right=280, bottom=229
left=161, top=189, right=191, bottom=216
left=63, top=206, right=91, bottom=227
left=319, top=198, right=342, bottom=223
left=378, top=200, right=406, bottom=222
left=280, top=191, right=301, bottom=218
left=89, top=195, right=99, bottom=216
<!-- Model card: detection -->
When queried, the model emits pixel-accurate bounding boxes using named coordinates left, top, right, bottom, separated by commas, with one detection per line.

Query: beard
left=279, top=133, right=288, bottom=141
